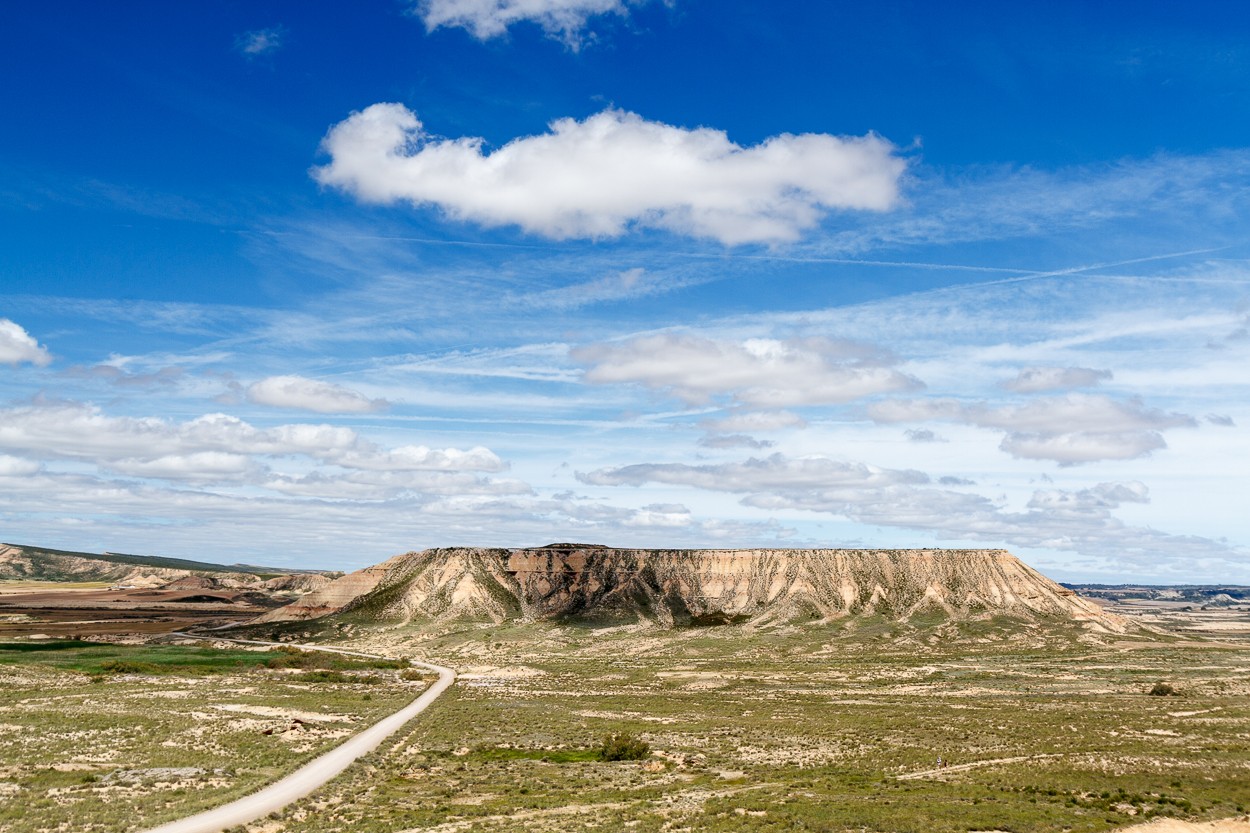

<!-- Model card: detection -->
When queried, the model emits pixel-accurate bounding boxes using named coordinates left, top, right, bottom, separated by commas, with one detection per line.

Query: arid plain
left=2, top=544, right=1249, bottom=833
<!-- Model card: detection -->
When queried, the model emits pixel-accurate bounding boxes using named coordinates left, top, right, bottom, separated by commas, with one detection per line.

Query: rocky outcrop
left=263, top=573, right=333, bottom=594
left=252, top=552, right=416, bottom=623
left=253, top=544, right=1128, bottom=632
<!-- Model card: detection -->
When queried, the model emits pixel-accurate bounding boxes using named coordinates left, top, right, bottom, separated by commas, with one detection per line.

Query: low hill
left=0, top=543, right=337, bottom=588
left=252, top=544, right=1127, bottom=632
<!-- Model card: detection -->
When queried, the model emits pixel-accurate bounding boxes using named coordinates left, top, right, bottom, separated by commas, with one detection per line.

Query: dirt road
left=141, top=635, right=455, bottom=833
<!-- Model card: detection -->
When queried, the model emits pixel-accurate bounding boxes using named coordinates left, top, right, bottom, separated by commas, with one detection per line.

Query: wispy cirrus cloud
left=313, top=104, right=906, bottom=244
left=516, top=267, right=696, bottom=310
left=810, top=149, right=1250, bottom=258
left=235, top=26, right=286, bottom=57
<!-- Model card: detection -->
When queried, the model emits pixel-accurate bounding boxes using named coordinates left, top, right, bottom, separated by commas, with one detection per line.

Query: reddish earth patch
left=0, top=586, right=278, bottom=636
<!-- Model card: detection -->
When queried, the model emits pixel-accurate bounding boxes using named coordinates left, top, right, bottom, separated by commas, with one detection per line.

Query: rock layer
left=253, top=544, right=1127, bottom=631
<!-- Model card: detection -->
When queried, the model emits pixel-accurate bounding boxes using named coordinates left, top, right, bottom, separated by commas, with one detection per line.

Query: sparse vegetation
left=4, top=607, right=1250, bottom=832
left=1149, top=681, right=1178, bottom=696
left=0, top=640, right=404, bottom=676
left=245, top=621, right=1250, bottom=833
left=0, top=640, right=423, bottom=832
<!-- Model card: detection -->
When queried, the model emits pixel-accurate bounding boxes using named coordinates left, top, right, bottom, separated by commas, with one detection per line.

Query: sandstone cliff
left=252, top=544, right=1126, bottom=632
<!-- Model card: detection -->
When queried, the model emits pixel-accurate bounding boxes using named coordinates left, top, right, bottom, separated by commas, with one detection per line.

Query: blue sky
left=2, top=0, right=1249, bottom=581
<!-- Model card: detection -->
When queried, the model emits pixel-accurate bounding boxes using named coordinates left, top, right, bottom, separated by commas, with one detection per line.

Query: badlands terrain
left=0, top=543, right=338, bottom=637
left=255, top=544, right=1123, bottom=630
left=1, top=544, right=1248, bottom=833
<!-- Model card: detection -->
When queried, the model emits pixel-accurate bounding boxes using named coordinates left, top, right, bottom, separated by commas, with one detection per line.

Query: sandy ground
left=1120, top=820, right=1250, bottom=832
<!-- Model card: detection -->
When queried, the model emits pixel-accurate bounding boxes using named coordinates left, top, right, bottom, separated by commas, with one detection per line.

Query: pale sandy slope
left=142, top=637, right=455, bottom=833
left=1119, top=819, right=1250, bottom=832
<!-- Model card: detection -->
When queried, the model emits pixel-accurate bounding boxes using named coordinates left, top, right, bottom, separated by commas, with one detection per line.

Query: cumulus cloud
left=235, top=26, right=285, bottom=57
left=0, top=319, right=52, bottom=367
left=1207, top=413, right=1236, bottom=427
left=247, top=375, right=387, bottom=414
left=904, top=428, right=944, bottom=443
left=412, top=0, right=643, bottom=47
left=575, top=334, right=921, bottom=406
left=0, top=400, right=502, bottom=474
left=1001, top=366, right=1113, bottom=393
left=998, top=431, right=1167, bottom=465
left=313, top=104, right=905, bottom=244
left=869, top=393, right=1194, bottom=464
left=106, top=452, right=262, bottom=484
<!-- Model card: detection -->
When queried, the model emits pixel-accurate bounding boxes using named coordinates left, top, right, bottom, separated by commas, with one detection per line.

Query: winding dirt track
left=142, top=635, right=455, bottom=833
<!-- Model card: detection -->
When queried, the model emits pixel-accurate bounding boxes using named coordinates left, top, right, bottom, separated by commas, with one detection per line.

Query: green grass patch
left=0, top=640, right=406, bottom=676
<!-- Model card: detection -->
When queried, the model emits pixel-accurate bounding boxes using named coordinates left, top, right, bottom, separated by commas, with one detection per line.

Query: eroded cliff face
left=253, top=544, right=1127, bottom=632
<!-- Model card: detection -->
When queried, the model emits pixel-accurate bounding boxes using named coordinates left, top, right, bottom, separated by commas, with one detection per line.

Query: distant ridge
left=253, top=545, right=1128, bottom=632
left=0, top=542, right=336, bottom=584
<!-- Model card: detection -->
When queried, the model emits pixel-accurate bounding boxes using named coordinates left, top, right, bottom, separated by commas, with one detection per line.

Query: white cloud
left=329, top=444, right=505, bottom=472
left=235, top=26, right=285, bottom=57
left=1001, top=366, right=1113, bottom=393
left=247, top=375, right=387, bottom=414
left=869, top=393, right=1194, bottom=464
left=412, top=0, right=642, bottom=47
left=580, top=453, right=928, bottom=491
left=106, top=452, right=261, bottom=484
left=998, top=431, right=1167, bottom=465
left=698, top=434, right=774, bottom=450
left=580, top=452, right=1243, bottom=567
left=575, top=334, right=921, bottom=406
left=313, top=104, right=905, bottom=244
left=624, top=503, right=692, bottom=528
left=0, top=319, right=52, bottom=367
left=699, top=410, right=807, bottom=433
left=260, top=468, right=526, bottom=500
left=0, top=400, right=502, bottom=474
left=0, top=455, right=40, bottom=477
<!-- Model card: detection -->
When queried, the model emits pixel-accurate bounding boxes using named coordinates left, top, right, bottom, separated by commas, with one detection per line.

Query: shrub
left=598, top=732, right=650, bottom=762
left=292, top=670, right=351, bottom=683
left=1149, top=682, right=1178, bottom=696
left=99, top=660, right=159, bottom=675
